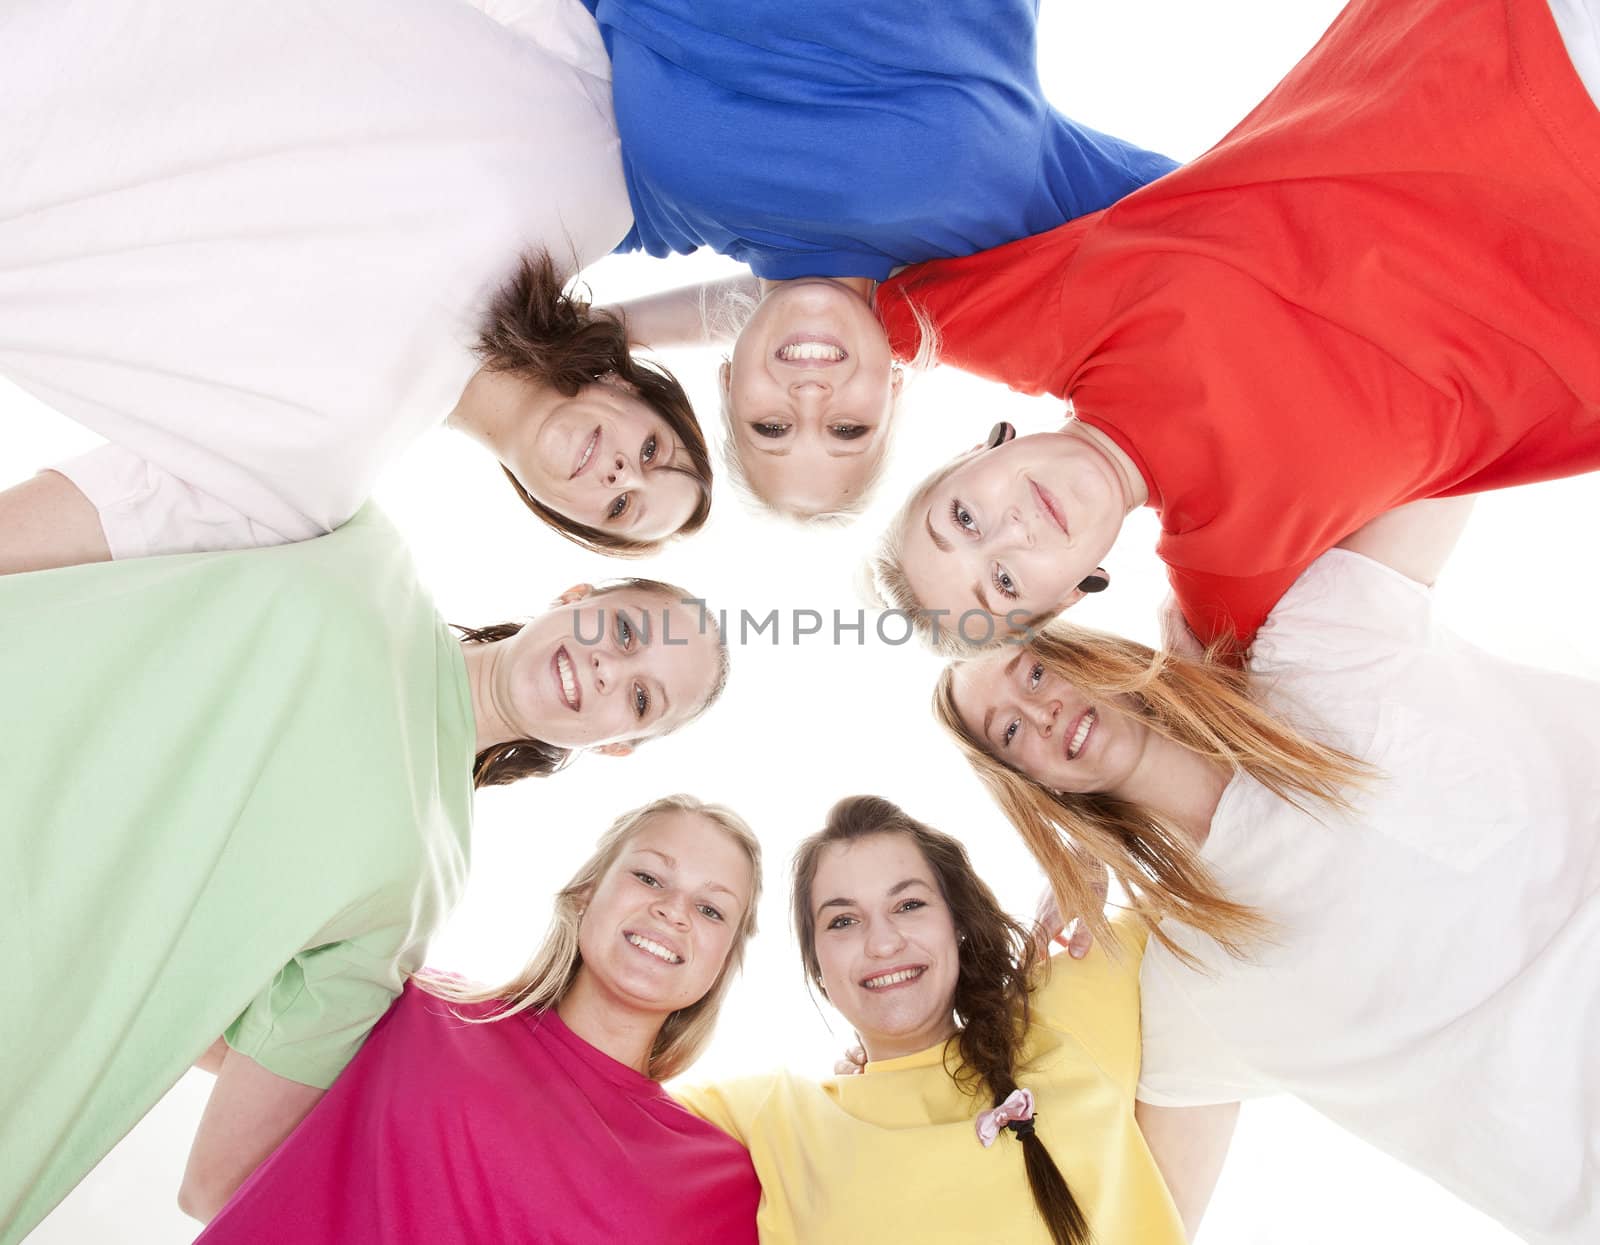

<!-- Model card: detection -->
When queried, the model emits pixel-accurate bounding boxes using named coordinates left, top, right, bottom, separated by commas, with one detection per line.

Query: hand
left=1158, top=592, right=1205, bottom=660
left=1033, top=859, right=1109, bottom=960
left=833, top=1044, right=866, bottom=1077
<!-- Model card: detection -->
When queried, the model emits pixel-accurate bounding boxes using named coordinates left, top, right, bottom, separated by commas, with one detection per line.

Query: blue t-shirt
left=582, top=0, right=1177, bottom=280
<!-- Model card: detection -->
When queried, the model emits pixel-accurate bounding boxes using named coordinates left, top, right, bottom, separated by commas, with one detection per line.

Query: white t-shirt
left=0, top=0, right=630, bottom=557
left=1137, top=551, right=1600, bottom=1245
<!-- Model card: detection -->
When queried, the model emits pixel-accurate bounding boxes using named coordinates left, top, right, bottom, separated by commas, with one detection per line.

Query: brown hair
left=426, top=794, right=762, bottom=1081
left=792, top=796, right=1090, bottom=1245
left=935, top=623, right=1372, bottom=960
left=455, top=578, right=729, bottom=788
left=478, top=252, right=713, bottom=556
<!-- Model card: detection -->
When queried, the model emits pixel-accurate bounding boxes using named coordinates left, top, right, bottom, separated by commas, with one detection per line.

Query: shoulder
left=670, top=1071, right=789, bottom=1142
left=1026, top=911, right=1147, bottom=1091
left=1250, top=548, right=1432, bottom=676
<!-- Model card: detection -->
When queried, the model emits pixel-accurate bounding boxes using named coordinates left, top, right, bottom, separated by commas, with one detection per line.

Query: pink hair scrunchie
left=974, top=1087, right=1035, bottom=1148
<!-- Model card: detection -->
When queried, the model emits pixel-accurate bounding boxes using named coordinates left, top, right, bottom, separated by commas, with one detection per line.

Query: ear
left=718, top=360, right=732, bottom=395
left=889, top=364, right=905, bottom=401
left=597, top=742, right=635, bottom=758
left=971, top=420, right=1015, bottom=453
left=554, top=582, right=595, bottom=607
left=1055, top=567, right=1111, bottom=614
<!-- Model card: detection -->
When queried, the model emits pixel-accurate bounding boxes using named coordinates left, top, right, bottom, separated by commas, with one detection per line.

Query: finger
left=833, top=1059, right=862, bottom=1076
left=1067, top=920, right=1095, bottom=960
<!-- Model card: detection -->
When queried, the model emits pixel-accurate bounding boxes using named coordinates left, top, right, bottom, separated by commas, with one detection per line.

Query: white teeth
left=863, top=966, right=925, bottom=989
left=1067, top=708, right=1096, bottom=760
left=556, top=650, right=579, bottom=708
left=627, top=933, right=682, bottom=964
left=777, top=341, right=845, bottom=362
left=577, top=432, right=596, bottom=471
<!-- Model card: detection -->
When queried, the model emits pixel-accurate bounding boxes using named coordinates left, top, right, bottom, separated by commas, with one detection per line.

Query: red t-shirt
left=879, top=0, right=1600, bottom=646
left=199, top=983, right=760, bottom=1244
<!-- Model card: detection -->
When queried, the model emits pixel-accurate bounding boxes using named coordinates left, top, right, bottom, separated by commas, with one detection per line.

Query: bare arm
left=0, top=470, right=111, bottom=574
left=178, top=1045, right=325, bottom=1223
left=1336, top=495, right=1474, bottom=587
left=1135, top=1100, right=1239, bottom=1241
left=193, top=1036, right=230, bottom=1076
left=600, top=273, right=761, bottom=350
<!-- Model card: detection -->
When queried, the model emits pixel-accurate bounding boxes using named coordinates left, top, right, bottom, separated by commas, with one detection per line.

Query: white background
left=7, top=1, right=1595, bottom=1240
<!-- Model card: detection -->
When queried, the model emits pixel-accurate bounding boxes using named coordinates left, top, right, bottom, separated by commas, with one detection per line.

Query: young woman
left=873, top=0, right=1600, bottom=651
left=0, top=509, right=728, bottom=1241
left=588, top=0, right=1175, bottom=518
left=678, top=796, right=1230, bottom=1245
left=191, top=795, right=763, bottom=1240
left=0, top=0, right=711, bottom=571
left=937, top=499, right=1600, bottom=1242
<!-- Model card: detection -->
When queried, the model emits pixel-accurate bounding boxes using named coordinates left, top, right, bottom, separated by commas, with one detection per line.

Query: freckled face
left=505, top=379, right=701, bottom=542
left=575, top=811, right=754, bottom=1017
left=898, top=434, right=1126, bottom=634
left=727, top=280, right=899, bottom=515
left=949, top=648, right=1150, bottom=794
left=810, top=833, right=961, bottom=1062
left=495, top=590, right=722, bottom=749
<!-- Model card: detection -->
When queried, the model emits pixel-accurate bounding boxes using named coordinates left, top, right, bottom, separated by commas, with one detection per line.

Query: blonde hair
left=426, top=794, right=762, bottom=1081
left=718, top=287, right=941, bottom=523
left=934, top=623, right=1371, bottom=959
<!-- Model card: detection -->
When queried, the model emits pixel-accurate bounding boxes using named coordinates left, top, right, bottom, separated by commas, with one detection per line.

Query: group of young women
left=3, top=0, right=1597, bottom=1241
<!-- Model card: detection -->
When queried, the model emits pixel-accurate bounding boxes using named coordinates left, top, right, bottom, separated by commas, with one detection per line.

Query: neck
left=461, top=640, right=522, bottom=753
left=1062, top=418, right=1148, bottom=511
left=556, top=972, right=665, bottom=1076
left=756, top=275, right=877, bottom=301
left=860, top=1016, right=960, bottom=1064
left=448, top=367, right=556, bottom=467
left=1112, top=731, right=1229, bottom=849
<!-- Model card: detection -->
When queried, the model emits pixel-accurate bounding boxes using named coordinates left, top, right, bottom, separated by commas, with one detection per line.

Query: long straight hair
left=454, top=578, right=729, bottom=788
left=935, top=623, right=1371, bottom=958
left=792, top=796, right=1090, bottom=1245
left=426, top=795, right=762, bottom=1081
left=478, top=252, right=713, bottom=555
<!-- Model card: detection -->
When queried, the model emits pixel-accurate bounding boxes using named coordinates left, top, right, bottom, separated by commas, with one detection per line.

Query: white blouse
left=1, top=0, right=630, bottom=556
left=1138, top=550, right=1600, bottom=1245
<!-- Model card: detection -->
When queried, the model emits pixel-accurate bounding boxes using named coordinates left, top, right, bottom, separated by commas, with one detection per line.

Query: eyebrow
left=974, top=583, right=993, bottom=615
left=980, top=653, right=1024, bottom=740
left=923, top=507, right=952, bottom=554
left=655, top=678, right=671, bottom=723
left=814, top=877, right=932, bottom=917
left=637, top=847, right=741, bottom=900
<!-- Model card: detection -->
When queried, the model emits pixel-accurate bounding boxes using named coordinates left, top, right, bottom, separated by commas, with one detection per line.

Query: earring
left=1078, top=568, right=1109, bottom=594
left=986, top=421, right=1015, bottom=449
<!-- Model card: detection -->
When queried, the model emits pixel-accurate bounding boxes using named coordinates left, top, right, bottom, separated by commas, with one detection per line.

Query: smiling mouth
left=570, top=427, right=600, bottom=480
left=861, top=965, right=926, bottom=991
left=1066, top=707, right=1097, bottom=760
left=1028, top=478, right=1070, bottom=537
left=775, top=335, right=847, bottom=367
left=625, top=931, right=684, bottom=965
left=552, top=646, right=581, bottom=711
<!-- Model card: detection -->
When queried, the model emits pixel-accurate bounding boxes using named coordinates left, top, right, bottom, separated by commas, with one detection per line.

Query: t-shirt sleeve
left=225, top=928, right=414, bottom=1089
left=1165, top=560, right=1312, bottom=654
left=1029, top=911, right=1148, bottom=1096
left=670, top=1074, right=777, bottom=1146
left=1136, top=943, right=1262, bottom=1109
left=876, top=219, right=1099, bottom=396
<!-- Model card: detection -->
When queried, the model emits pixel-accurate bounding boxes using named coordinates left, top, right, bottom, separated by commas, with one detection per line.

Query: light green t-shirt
left=0, top=507, right=475, bottom=1243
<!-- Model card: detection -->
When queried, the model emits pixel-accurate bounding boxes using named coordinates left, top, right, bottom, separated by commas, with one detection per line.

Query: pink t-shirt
left=199, top=982, right=760, bottom=1244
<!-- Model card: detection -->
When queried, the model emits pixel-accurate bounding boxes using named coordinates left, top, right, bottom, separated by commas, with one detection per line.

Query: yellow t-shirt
left=678, top=914, right=1184, bottom=1245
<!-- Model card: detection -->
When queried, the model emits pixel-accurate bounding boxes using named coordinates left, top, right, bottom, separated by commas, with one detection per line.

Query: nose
left=590, top=649, right=613, bottom=695
left=651, top=890, right=691, bottom=930
left=601, top=449, right=636, bottom=488
left=1004, top=503, right=1036, bottom=549
left=1028, top=698, right=1063, bottom=736
left=864, top=916, right=907, bottom=959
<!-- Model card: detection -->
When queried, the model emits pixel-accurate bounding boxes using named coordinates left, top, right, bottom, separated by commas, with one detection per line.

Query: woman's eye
left=616, top=614, right=634, bottom=650
left=633, top=683, right=650, bottom=719
left=896, top=899, right=926, bottom=913
left=828, top=424, right=868, bottom=440
left=949, top=500, right=977, bottom=533
left=641, top=434, right=658, bottom=465
left=993, top=566, right=1018, bottom=600
left=608, top=494, right=630, bottom=520
left=752, top=422, right=790, bottom=438
left=634, top=871, right=661, bottom=888
left=1028, top=662, right=1044, bottom=690
left=825, top=914, right=857, bottom=931
left=1002, top=719, right=1020, bottom=747
left=697, top=903, right=725, bottom=922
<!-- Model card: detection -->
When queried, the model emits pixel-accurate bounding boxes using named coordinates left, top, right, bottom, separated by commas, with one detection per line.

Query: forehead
left=950, top=651, right=1012, bottom=717
left=813, top=833, right=934, bottom=896
left=620, top=811, right=754, bottom=898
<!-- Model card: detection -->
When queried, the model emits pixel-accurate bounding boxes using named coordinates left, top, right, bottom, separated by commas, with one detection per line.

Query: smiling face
left=505, top=378, right=703, bottom=543
left=574, top=809, right=756, bottom=1021
left=809, top=833, right=962, bottom=1062
left=949, top=647, right=1151, bottom=795
left=725, top=279, right=901, bottom=515
left=494, top=587, right=723, bottom=751
left=897, top=432, right=1128, bottom=635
